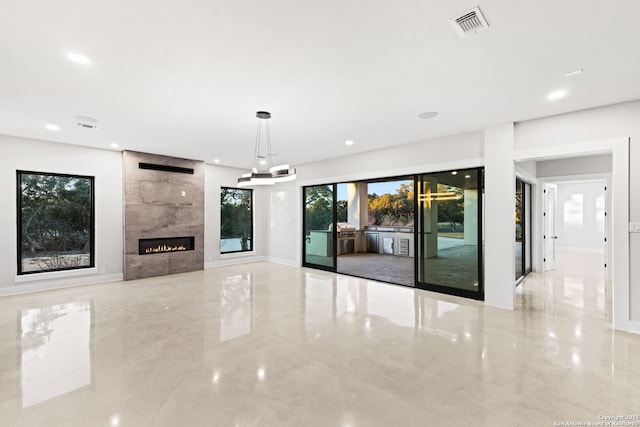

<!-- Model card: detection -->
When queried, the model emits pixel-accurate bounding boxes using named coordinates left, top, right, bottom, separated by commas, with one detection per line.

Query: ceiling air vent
left=76, top=122, right=98, bottom=129
left=450, top=6, right=489, bottom=37
left=75, top=115, right=99, bottom=129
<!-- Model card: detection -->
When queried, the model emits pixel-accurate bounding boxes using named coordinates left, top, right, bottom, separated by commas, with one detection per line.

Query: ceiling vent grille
left=75, top=115, right=99, bottom=129
left=76, top=122, right=98, bottom=129
left=450, top=6, right=489, bottom=37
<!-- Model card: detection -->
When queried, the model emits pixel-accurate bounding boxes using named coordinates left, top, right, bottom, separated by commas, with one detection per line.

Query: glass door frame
left=302, top=183, right=338, bottom=272
left=516, top=178, right=533, bottom=281
left=515, top=178, right=525, bottom=282
left=524, top=181, right=533, bottom=276
left=415, top=167, right=485, bottom=300
left=334, top=175, right=416, bottom=286
left=301, top=169, right=486, bottom=302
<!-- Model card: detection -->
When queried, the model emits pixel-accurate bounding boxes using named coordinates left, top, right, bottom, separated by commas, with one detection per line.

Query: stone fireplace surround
left=123, top=151, right=204, bottom=280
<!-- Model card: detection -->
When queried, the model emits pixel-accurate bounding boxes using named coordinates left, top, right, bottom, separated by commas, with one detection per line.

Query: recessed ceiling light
left=67, top=52, right=91, bottom=65
left=418, top=111, right=438, bottom=120
left=45, top=123, right=60, bottom=131
left=565, top=69, right=583, bottom=77
left=213, top=158, right=221, bottom=164
left=344, top=139, right=354, bottom=146
left=109, top=143, right=119, bottom=148
left=547, top=90, right=567, bottom=100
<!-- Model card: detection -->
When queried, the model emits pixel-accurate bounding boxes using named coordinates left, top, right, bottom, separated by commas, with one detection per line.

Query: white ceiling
left=1, top=0, right=639, bottom=169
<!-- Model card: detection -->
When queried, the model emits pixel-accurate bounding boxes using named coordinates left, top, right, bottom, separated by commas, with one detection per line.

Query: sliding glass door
left=303, top=184, right=336, bottom=270
left=302, top=169, right=485, bottom=301
left=524, top=181, right=532, bottom=275
left=416, top=168, right=483, bottom=299
left=516, top=178, right=533, bottom=281
left=335, top=177, right=415, bottom=287
left=515, top=179, right=524, bottom=281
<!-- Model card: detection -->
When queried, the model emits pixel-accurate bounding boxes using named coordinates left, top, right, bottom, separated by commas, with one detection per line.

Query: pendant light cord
left=252, top=119, right=261, bottom=172
left=266, top=120, right=272, bottom=170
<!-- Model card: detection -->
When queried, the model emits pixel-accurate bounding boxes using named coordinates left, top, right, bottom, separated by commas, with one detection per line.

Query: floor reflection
left=304, top=272, right=467, bottom=334
left=20, top=301, right=92, bottom=407
left=220, top=273, right=253, bottom=342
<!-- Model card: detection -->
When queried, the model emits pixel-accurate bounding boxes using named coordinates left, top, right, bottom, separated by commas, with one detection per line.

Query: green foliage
left=303, top=179, right=468, bottom=232
left=367, top=182, right=414, bottom=226
left=336, top=200, right=347, bottom=223
left=304, top=185, right=333, bottom=231
left=436, top=185, right=465, bottom=230
left=515, top=183, right=523, bottom=240
left=30, top=254, right=86, bottom=270
left=220, top=188, right=252, bottom=249
left=20, top=173, right=92, bottom=269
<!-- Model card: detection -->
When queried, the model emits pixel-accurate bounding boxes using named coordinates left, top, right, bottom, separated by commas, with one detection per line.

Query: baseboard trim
left=628, top=320, right=640, bottom=335
left=266, top=256, right=299, bottom=267
left=0, top=273, right=123, bottom=296
left=205, top=256, right=268, bottom=269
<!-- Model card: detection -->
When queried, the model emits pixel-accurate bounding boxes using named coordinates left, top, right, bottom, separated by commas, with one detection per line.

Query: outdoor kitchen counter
left=363, top=227, right=414, bottom=257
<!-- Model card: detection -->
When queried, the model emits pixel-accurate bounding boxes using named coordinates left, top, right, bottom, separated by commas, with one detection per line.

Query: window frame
left=220, top=187, right=254, bottom=255
left=16, top=170, right=95, bottom=275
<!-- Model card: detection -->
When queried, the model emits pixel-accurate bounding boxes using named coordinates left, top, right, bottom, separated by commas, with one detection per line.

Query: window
left=220, top=187, right=253, bottom=254
left=17, top=171, right=95, bottom=274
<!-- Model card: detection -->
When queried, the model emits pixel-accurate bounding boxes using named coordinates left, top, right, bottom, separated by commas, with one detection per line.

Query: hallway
left=518, top=249, right=610, bottom=321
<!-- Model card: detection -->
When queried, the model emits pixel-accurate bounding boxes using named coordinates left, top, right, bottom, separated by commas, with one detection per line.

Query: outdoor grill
left=336, top=222, right=356, bottom=237
left=336, top=223, right=356, bottom=254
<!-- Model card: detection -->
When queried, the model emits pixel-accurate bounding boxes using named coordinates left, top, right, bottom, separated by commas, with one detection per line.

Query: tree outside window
left=17, top=171, right=94, bottom=274
left=220, top=187, right=253, bottom=253
left=367, top=181, right=414, bottom=227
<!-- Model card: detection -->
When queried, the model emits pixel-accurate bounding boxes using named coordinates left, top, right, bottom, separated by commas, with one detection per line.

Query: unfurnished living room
left=1, top=1, right=640, bottom=426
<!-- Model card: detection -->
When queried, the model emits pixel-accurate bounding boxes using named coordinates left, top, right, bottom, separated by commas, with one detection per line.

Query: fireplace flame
left=145, top=244, right=187, bottom=254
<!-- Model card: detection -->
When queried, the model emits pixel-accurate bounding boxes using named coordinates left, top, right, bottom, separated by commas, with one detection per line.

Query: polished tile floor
left=0, top=252, right=638, bottom=426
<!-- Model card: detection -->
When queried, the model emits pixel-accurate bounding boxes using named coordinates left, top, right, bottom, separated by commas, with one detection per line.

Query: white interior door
left=604, top=183, right=612, bottom=281
left=544, top=183, right=557, bottom=271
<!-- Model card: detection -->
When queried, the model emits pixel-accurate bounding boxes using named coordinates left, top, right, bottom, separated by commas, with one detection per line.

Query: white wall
left=296, top=131, right=484, bottom=183
left=0, top=135, right=123, bottom=295
left=515, top=101, right=639, bottom=211
left=516, top=160, right=537, bottom=180
left=266, top=181, right=299, bottom=266
left=537, top=154, right=612, bottom=177
left=554, top=181, right=605, bottom=251
left=483, top=123, right=516, bottom=309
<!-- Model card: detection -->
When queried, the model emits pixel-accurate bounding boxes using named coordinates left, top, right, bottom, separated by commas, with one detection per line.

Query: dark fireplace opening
left=139, top=236, right=195, bottom=255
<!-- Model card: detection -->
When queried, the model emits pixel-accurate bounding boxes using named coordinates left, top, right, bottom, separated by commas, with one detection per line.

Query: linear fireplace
left=139, top=236, right=195, bottom=255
